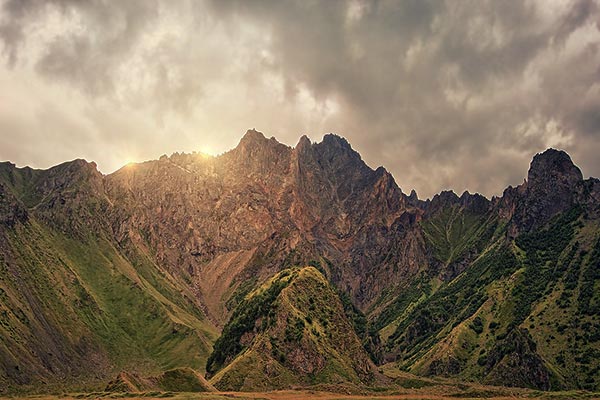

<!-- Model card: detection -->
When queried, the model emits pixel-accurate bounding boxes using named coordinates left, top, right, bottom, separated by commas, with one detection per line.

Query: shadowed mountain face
left=499, top=149, right=592, bottom=235
left=0, top=130, right=599, bottom=393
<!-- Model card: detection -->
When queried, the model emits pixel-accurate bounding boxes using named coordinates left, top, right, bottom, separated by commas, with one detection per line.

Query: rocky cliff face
left=0, top=182, right=27, bottom=228
left=496, top=148, right=597, bottom=236
left=104, top=130, right=426, bottom=321
left=518, top=149, right=582, bottom=230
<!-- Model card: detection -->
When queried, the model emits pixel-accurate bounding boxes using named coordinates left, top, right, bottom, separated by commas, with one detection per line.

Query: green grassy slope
left=0, top=160, right=218, bottom=394
left=369, top=205, right=502, bottom=355
left=0, top=219, right=217, bottom=394
left=421, top=204, right=499, bottom=268
left=207, top=267, right=379, bottom=391
left=379, top=207, right=600, bottom=391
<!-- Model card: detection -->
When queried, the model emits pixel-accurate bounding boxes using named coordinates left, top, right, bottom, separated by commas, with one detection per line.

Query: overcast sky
left=1, top=0, right=599, bottom=198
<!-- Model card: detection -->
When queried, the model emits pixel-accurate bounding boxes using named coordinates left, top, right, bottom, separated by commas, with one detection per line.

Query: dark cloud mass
left=0, top=0, right=599, bottom=198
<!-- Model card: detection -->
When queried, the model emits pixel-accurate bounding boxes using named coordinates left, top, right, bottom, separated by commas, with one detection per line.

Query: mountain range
left=0, top=129, right=599, bottom=394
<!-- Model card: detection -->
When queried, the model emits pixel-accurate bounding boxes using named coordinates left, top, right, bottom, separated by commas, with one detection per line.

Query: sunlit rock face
left=13, top=133, right=596, bottom=321
left=104, top=130, right=425, bottom=317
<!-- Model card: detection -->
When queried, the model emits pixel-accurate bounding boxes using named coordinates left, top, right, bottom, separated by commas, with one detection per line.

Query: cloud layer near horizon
left=1, top=0, right=599, bottom=198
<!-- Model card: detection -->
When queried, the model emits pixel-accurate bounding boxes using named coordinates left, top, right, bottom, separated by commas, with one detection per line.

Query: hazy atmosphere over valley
left=2, top=0, right=600, bottom=197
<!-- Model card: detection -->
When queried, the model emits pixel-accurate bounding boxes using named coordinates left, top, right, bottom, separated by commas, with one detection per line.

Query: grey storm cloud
left=0, top=0, right=599, bottom=198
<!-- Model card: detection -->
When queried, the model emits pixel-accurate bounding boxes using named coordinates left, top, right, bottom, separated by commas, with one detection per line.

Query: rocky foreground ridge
left=0, top=129, right=599, bottom=393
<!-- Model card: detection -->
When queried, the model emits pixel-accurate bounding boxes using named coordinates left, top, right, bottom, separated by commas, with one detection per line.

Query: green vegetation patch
left=206, top=270, right=293, bottom=376
left=421, top=205, right=497, bottom=266
left=512, top=207, right=582, bottom=325
left=387, top=244, right=519, bottom=362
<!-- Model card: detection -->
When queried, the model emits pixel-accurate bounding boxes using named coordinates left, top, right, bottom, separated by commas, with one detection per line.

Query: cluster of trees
left=512, top=207, right=581, bottom=324
left=387, top=245, right=518, bottom=360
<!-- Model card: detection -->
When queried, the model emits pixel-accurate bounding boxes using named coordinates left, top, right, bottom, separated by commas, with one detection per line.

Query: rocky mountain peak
left=225, top=129, right=291, bottom=176
left=460, top=191, right=490, bottom=214
left=295, top=134, right=311, bottom=151
left=240, top=128, right=266, bottom=144
left=321, top=133, right=351, bottom=148
left=504, top=148, right=585, bottom=233
left=29, top=159, right=103, bottom=196
left=318, top=133, right=364, bottom=161
left=234, top=128, right=290, bottom=154
left=527, top=148, right=583, bottom=190
left=409, top=189, right=418, bottom=200
left=425, top=190, right=459, bottom=216
left=426, top=190, right=490, bottom=215
left=407, top=189, right=420, bottom=207
left=235, top=129, right=270, bottom=153
left=310, top=133, right=369, bottom=174
left=430, top=189, right=459, bottom=205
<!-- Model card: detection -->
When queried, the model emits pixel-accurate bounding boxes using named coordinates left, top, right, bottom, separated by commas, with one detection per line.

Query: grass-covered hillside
left=0, top=162, right=218, bottom=394
left=375, top=205, right=600, bottom=391
left=0, top=220, right=218, bottom=394
left=207, top=267, right=379, bottom=391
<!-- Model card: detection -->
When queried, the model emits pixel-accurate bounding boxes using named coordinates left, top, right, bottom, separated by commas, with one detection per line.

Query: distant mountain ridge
left=0, top=129, right=599, bottom=393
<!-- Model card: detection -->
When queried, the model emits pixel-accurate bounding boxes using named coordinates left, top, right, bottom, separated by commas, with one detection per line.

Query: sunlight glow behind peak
left=197, top=146, right=216, bottom=157
left=123, top=158, right=137, bottom=167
